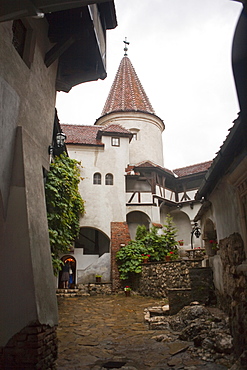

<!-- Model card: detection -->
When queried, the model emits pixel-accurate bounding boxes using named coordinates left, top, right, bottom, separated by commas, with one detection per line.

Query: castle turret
left=95, top=56, right=165, bottom=166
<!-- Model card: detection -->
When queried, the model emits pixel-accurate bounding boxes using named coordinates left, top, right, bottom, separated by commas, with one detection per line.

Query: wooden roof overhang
left=133, top=163, right=176, bottom=191
left=46, top=2, right=117, bottom=92
left=66, top=142, right=104, bottom=147
left=0, top=0, right=117, bottom=24
left=1, top=1, right=117, bottom=93
left=195, top=118, right=246, bottom=201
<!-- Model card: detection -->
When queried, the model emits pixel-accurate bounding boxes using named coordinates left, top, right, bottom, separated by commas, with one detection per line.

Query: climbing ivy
left=45, top=153, right=85, bottom=275
left=116, top=214, right=178, bottom=280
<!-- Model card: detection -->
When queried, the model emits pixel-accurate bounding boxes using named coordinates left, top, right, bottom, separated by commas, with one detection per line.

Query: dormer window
left=111, top=137, right=120, bottom=146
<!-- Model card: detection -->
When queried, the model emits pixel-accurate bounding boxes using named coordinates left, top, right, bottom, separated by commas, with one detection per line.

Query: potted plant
left=124, top=286, right=131, bottom=296
left=178, top=240, right=184, bottom=246
left=209, top=240, right=218, bottom=250
left=165, top=251, right=178, bottom=261
left=142, top=254, right=151, bottom=263
left=95, top=274, right=102, bottom=283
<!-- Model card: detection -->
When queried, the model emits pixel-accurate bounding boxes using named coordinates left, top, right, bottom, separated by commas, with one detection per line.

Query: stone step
left=56, top=289, right=79, bottom=293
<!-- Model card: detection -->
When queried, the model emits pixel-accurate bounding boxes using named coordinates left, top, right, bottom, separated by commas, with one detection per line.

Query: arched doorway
left=203, top=218, right=217, bottom=256
left=58, top=255, right=76, bottom=289
left=75, top=227, right=110, bottom=256
left=170, top=210, right=192, bottom=247
left=126, top=211, right=150, bottom=240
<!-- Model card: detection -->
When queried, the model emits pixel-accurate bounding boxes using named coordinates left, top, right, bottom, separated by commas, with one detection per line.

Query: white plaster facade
left=96, top=111, right=165, bottom=166
left=60, top=56, right=210, bottom=287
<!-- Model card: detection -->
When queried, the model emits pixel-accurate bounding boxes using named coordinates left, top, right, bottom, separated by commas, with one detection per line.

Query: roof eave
left=195, top=117, right=245, bottom=200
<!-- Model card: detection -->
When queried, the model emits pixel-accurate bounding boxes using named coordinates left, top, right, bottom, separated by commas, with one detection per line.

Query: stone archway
left=203, top=218, right=217, bottom=256
left=75, top=227, right=110, bottom=256
left=170, top=210, right=192, bottom=248
left=126, top=211, right=151, bottom=240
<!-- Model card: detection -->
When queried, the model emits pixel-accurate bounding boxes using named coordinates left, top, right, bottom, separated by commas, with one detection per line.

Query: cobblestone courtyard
left=56, top=295, right=229, bottom=370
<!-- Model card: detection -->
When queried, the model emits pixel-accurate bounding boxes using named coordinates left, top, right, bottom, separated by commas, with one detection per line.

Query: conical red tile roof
left=101, top=56, right=155, bottom=116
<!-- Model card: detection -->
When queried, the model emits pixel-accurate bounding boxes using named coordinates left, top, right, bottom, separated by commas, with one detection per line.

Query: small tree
left=45, top=153, right=85, bottom=275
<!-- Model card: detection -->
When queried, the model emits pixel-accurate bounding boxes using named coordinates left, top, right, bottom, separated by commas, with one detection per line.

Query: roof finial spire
left=123, top=37, right=129, bottom=56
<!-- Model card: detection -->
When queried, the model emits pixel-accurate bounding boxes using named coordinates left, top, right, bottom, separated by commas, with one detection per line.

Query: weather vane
left=123, top=37, right=129, bottom=56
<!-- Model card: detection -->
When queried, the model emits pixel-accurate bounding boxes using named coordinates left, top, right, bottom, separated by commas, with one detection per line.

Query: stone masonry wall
left=111, top=222, right=131, bottom=292
left=216, top=233, right=247, bottom=358
left=0, top=322, right=57, bottom=369
left=167, top=267, right=215, bottom=315
left=138, top=259, right=203, bottom=298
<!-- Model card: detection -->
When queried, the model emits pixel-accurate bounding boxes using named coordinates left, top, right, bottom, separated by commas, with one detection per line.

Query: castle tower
left=95, top=56, right=165, bottom=166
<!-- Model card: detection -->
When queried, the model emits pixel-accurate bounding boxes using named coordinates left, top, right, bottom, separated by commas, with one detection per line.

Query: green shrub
left=116, top=214, right=177, bottom=280
left=45, top=153, right=85, bottom=275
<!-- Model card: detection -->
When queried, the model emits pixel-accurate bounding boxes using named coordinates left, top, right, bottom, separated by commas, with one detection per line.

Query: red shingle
left=101, top=56, right=155, bottom=116
left=61, top=124, right=103, bottom=146
left=173, top=161, right=212, bottom=177
left=134, top=160, right=174, bottom=176
left=61, top=123, right=132, bottom=145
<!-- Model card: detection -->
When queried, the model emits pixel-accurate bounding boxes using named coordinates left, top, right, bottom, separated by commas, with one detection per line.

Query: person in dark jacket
left=61, top=261, right=70, bottom=288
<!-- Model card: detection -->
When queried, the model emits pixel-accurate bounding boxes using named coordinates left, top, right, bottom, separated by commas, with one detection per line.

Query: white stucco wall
left=96, top=111, right=165, bottom=166
left=206, top=180, right=242, bottom=242
left=67, top=134, right=130, bottom=237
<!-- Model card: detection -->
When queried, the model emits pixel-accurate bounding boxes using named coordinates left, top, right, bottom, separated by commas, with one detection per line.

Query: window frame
left=105, top=173, right=113, bottom=185
left=111, top=137, right=120, bottom=147
left=93, top=172, right=101, bottom=185
left=12, top=19, right=35, bottom=68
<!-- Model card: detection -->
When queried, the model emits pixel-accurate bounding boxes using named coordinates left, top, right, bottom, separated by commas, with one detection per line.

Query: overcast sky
left=56, top=0, right=242, bottom=170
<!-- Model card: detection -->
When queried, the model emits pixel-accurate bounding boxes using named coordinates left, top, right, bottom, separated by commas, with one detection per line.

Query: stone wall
left=77, top=283, right=112, bottom=295
left=0, top=322, right=57, bottom=368
left=167, top=267, right=215, bottom=314
left=214, top=233, right=247, bottom=357
left=138, top=259, right=203, bottom=297
left=111, top=222, right=131, bottom=291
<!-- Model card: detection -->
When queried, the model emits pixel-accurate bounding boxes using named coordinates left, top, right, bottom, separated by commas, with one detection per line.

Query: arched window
left=93, top=172, right=101, bottom=185
left=105, top=173, right=113, bottom=185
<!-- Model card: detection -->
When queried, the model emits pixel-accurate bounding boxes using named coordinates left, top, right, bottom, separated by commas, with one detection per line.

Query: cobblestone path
left=56, top=295, right=228, bottom=370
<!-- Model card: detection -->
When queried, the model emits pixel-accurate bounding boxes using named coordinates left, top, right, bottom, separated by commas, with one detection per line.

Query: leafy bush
left=116, top=214, right=178, bottom=280
left=45, top=153, right=85, bottom=275
left=116, top=240, right=155, bottom=280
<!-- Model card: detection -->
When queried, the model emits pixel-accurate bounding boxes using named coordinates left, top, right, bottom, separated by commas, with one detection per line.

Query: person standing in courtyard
left=61, top=260, right=70, bottom=288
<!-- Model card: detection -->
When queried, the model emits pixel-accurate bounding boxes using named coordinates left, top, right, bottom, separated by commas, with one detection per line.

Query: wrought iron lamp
left=49, top=132, right=66, bottom=155
left=191, top=222, right=201, bottom=249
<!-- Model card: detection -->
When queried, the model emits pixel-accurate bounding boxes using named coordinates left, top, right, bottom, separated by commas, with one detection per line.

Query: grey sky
left=56, top=0, right=242, bottom=170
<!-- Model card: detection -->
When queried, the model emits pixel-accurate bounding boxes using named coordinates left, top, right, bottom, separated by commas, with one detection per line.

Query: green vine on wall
left=116, top=214, right=178, bottom=280
left=45, top=153, right=85, bottom=275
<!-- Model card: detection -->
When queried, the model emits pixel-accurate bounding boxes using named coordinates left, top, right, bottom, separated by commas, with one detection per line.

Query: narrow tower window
left=111, top=137, right=120, bottom=146
left=93, top=172, right=101, bottom=185
left=105, top=173, right=113, bottom=185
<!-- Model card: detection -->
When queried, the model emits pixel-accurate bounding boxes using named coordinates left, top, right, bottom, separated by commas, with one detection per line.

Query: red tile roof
left=61, top=123, right=132, bottom=145
left=61, top=124, right=103, bottom=146
left=101, top=56, right=155, bottom=116
left=98, top=124, right=133, bottom=135
left=134, top=161, right=174, bottom=176
left=173, top=161, right=213, bottom=177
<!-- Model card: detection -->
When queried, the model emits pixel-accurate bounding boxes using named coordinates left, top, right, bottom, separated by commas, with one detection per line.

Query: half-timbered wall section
left=125, top=162, right=212, bottom=209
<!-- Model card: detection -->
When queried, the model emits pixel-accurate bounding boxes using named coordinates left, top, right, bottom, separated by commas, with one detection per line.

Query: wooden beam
left=45, top=35, right=76, bottom=67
